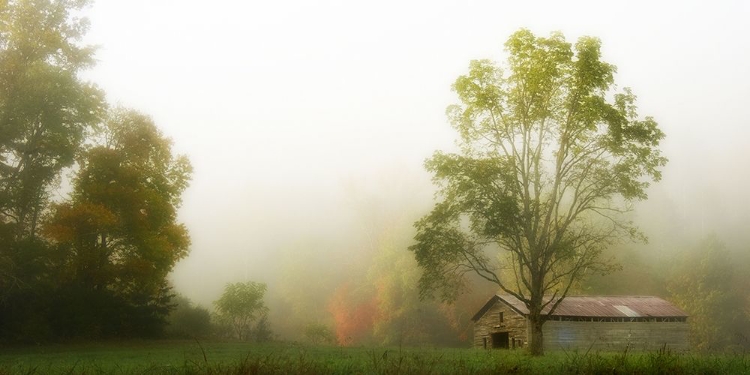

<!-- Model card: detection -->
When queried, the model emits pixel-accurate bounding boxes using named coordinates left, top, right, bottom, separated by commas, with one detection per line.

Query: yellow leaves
left=44, top=201, right=117, bottom=243
left=40, top=106, right=192, bottom=315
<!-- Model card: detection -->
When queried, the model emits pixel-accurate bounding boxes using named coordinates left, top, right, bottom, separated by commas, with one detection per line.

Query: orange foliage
left=327, top=283, right=379, bottom=346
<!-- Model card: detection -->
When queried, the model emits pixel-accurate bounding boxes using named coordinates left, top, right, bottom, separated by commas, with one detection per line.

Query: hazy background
left=78, top=0, right=750, bottom=309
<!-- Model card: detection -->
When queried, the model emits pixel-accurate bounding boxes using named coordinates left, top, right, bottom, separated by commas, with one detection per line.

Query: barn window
left=499, top=312, right=504, bottom=323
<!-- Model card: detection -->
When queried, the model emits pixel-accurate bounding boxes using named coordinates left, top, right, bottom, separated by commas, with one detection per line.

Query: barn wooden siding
left=472, top=300, right=526, bottom=349
left=543, top=320, right=689, bottom=351
left=472, top=295, right=690, bottom=351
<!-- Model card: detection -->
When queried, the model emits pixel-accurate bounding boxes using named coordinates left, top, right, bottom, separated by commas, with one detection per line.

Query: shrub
left=165, top=295, right=212, bottom=338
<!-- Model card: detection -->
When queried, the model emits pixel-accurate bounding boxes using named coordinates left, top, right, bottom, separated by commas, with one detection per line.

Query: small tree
left=410, top=29, right=666, bottom=355
left=214, top=281, right=268, bottom=341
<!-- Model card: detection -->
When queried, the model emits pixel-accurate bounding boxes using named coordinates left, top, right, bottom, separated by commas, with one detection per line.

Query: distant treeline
left=584, top=235, right=750, bottom=352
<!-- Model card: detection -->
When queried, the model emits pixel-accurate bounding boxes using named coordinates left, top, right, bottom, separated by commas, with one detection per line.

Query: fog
left=80, top=0, right=750, bottom=337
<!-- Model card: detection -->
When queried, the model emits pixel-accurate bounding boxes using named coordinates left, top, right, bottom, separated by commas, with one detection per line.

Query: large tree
left=0, top=0, right=104, bottom=239
left=0, top=0, right=104, bottom=300
left=409, top=29, right=666, bottom=355
left=44, top=108, right=192, bottom=337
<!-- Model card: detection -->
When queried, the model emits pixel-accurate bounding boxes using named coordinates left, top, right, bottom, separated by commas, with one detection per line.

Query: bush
left=304, top=322, right=336, bottom=345
left=165, top=295, right=212, bottom=339
left=252, top=313, right=274, bottom=343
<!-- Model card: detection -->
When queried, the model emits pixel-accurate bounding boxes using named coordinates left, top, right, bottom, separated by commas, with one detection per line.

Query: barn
left=472, top=294, right=689, bottom=351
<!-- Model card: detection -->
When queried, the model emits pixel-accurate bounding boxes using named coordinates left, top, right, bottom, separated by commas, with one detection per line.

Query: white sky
left=80, top=0, right=750, bottom=303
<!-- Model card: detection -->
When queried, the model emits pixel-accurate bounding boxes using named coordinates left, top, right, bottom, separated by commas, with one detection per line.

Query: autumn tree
left=327, top=282, right=378, bottom=346
left=44, top=108, right=192, bottom=337
left=410, top=29, right=666, bottom=355
left=214, top=281, right=269, bottom=341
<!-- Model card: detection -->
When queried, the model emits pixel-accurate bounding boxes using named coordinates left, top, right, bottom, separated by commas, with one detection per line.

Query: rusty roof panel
left=496, top=295, right=688, bottom=318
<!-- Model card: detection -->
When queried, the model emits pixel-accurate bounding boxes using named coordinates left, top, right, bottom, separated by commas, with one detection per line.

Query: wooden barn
left=472, top=295, right=688, bottom=351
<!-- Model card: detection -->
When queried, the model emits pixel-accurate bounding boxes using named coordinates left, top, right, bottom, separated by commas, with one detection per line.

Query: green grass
left=0, top=340, right=749, bottom=374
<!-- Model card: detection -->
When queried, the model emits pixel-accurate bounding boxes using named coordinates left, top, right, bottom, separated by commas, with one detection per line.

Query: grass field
left=1, top=340, right=749, bottom=374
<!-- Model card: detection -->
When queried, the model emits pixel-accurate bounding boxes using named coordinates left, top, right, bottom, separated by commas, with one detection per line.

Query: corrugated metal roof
left=472, top=294, right=687, bottom=321
left=499, top=295, right=688, bottom=318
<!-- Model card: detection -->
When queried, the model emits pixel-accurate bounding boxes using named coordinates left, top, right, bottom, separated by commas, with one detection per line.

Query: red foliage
left=327, top=283, right=379, bottom=346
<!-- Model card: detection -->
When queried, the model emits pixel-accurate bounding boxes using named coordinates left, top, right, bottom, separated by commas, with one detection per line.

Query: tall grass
left=0, top=341, right=748, bottom=374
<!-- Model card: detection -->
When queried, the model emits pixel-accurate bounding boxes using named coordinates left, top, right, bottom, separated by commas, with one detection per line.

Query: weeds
left=1, top=341, right=750, bottom=374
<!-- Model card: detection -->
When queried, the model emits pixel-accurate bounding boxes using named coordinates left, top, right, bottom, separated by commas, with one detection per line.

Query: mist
left=72, top=0, right=750, bottom=346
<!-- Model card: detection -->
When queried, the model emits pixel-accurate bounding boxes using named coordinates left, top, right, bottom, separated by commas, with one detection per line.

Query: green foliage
left=47, top=109, right=192, bottom=289
left=274, top=239, right=345, bottom=340
left=304, top=322, right=336, bottom=345
left=165, top=295, right=213, bottom=339
left=39, top=108, right=191, bottom=338
left=0, top=0, right=109, bottom=341
left=368, top=227, right=466, bottom=347
left=0, top=0, right=103, bottom=229
left=214, top=281, right=269, bottom=341
left=668, top=236, right=750, bottom=351
left=577, top=245, right=667, bottom=296
left=411, top=29, right=666, bottom=355
left=1, top=342, right=749, bottom=374
left=273, top=176, right=473, bottom=347
left=0, top=0, right=105, bottom=301
left=0, top=0, right=191, bottom=342
left=252, top=313, right=274, bottom=343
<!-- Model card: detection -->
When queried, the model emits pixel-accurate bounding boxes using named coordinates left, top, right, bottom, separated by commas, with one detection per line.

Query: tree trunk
left=528, top=315, right=545, bottom=356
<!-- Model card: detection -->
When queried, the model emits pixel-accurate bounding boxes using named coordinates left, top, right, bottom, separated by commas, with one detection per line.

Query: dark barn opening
left=491, top=332, right=509, bottom=349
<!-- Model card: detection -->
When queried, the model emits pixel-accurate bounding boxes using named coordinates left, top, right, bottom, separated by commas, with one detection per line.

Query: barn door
left=491, top=332, right=509, bottom=349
